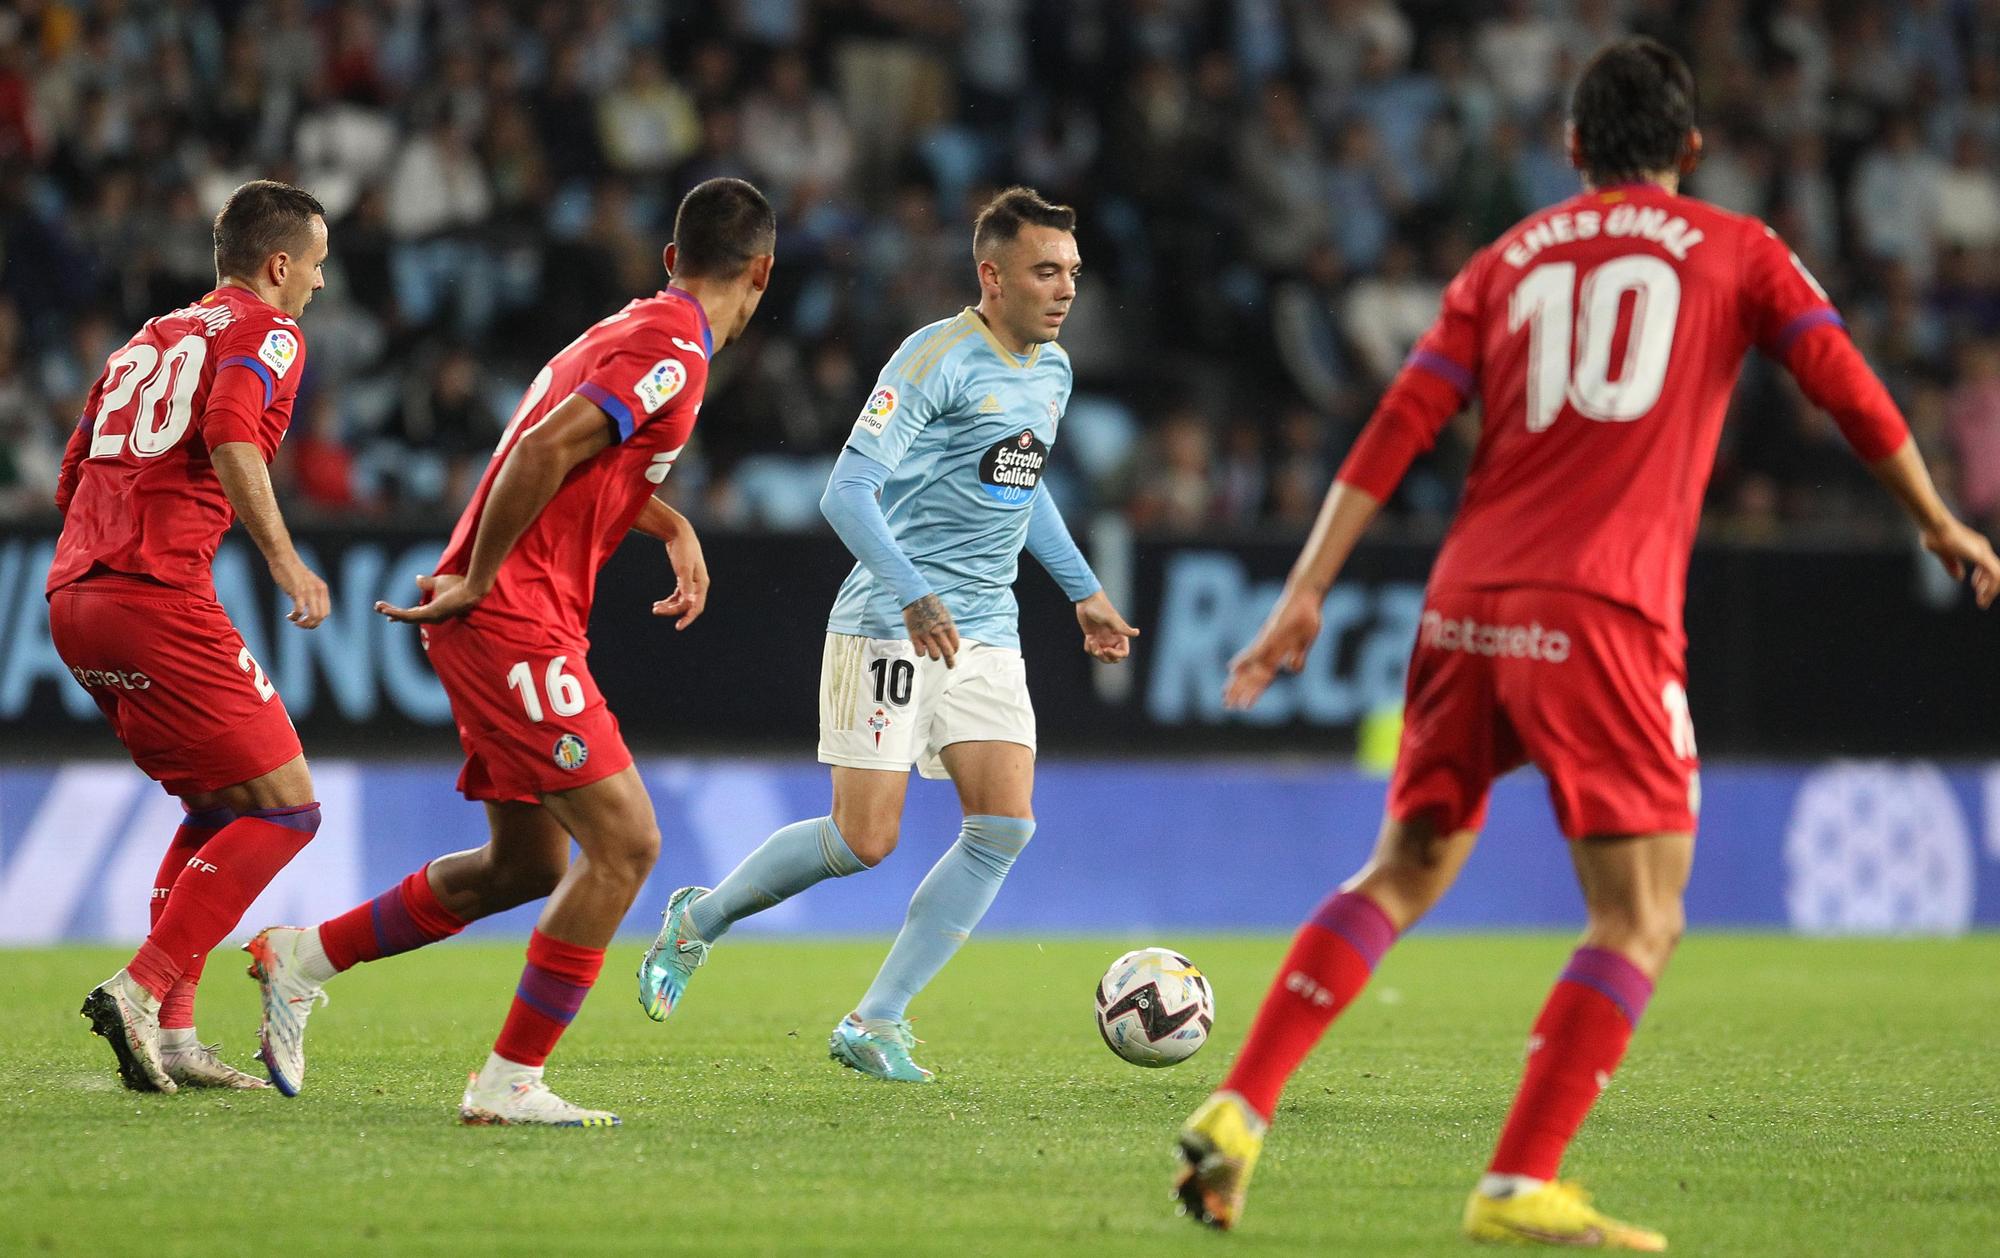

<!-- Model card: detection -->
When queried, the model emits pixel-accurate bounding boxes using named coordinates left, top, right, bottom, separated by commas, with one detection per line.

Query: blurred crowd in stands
left=2, top=0, right=2000, bottom=541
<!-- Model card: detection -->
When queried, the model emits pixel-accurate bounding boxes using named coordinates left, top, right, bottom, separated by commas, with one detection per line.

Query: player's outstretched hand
left=272, top=556, right=330, bottom=629
left=1922, top=518, right=2000, bottom=609
left=903, top=594, right=960, bottom=668
left=652, top=528, right=710, bottom=630
left=375, top=573, right=485, bottom=624
left=1076, top=591, right=1139, bottom=663
left=1224, top=587, right=1323, bottom=710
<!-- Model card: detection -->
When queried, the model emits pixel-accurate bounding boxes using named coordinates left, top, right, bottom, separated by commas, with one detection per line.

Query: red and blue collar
left=663, top=286, right=715, bottom=357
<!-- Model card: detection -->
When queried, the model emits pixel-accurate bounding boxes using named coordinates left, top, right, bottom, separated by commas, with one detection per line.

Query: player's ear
left=1680, top=127, right=1704, bottom=176
left=662, top=242, right=678, bottom=279
left=747, top=253, right=774, bottom=293
left=1565, top=121, right=1583, bottom=173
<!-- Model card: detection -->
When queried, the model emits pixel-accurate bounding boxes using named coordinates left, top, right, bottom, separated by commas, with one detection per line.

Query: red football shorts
left=422, top=618, right=632, bottom=804
left=1387, top=586, right=1699, bottom=840
left=47, top=575, right=303, bottom=795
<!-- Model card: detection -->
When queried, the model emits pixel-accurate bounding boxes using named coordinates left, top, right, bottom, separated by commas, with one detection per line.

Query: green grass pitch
left=4, top=934, right=1996, bottom=1257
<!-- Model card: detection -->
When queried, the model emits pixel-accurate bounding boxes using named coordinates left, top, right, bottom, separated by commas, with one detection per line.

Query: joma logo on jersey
left=977, top=430, right=1047, bottom=504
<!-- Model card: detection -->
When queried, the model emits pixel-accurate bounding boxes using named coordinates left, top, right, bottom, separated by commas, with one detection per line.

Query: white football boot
left=80, top=970, right=177, bottom=1094
left=243, top=926, right=328, bottom=1096
left=458, top=1067, right=620, bottom=1128
left=163, top=1039, right=272, bottom=1090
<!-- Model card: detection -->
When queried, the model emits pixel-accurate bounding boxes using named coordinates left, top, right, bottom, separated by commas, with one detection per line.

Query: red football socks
left=1220, top=890, right=1398, bottom=1121
left=318, top=864, right=468, bottom=973
left=1488, top=946, right=1656, bottom=1180
left=492, top=930, right=604, bottom=1069
left=148, top=807, right=234, bottom=1028
left=127, top=806, right=320, bottom=1001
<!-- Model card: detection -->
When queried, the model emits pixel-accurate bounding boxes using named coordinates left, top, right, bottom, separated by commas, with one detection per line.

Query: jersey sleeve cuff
left=575, top=381, right=636, bottom=442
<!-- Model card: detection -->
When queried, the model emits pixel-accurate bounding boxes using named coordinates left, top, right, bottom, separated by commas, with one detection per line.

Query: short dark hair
left=972, top=186, right=1076, bottom=259
left=1570, top=38, right=1699, bottom=185
left=670, top=178, right=776, bottom=279
left=213, top=180, right=325, bottom=281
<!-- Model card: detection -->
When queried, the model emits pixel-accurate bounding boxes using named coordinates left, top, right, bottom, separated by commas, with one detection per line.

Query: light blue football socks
left=687, top=816, right=868, bottom=942
left=855, top=815, right=1036, bottom=1022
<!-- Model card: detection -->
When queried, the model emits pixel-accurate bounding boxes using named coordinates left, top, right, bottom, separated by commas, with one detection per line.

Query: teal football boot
left=828, top=1013, right=935, bottom=1082
left=636, top=886, right=712, bottom=1022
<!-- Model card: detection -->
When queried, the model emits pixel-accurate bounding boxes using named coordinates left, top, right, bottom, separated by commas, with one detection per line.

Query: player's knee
left=593, top=823, right=661, bottom=890
left=497, top=847, right=569, bottom=902
left=842, top=823, right=899, bottom=867
left=1591, top=899, right=1684, bottom=971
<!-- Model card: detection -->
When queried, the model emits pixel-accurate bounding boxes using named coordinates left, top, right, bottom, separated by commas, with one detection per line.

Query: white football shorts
left=817, top=632, right=1037, bottom=779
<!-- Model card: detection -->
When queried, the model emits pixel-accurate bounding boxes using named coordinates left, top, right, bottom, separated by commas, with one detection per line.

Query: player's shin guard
left=1487, top=947, right=1655, bottom=1181
left=150, top=805, right=234, bottom=1030
left=1218, top=890, right=1397, bottom=1121
left=128, top=806, right=320, bottom=1001
left=854, top=815, right=1034, bottom=1022
left=315, top=863, right=469, bottom=975
left=493, top=930, right=605, bottom=1068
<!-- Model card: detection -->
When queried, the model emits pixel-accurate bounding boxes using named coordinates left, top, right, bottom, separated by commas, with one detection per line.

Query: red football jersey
left=1339, top=183, right=1908, bottom=639
left=49, top=286, right=308, bottom=600
left=433, top=287, right=712, bottom=642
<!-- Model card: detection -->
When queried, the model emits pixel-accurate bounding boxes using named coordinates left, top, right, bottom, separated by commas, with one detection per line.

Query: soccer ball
left=1094, top=947, right=1214, bottom=1067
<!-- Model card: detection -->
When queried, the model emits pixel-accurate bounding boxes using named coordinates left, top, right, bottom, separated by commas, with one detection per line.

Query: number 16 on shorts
left=506, top=655, right=587, bottom=723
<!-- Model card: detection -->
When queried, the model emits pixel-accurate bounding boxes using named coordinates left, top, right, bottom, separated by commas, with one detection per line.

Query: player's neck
left=1582, top=170, right=1680, bottom=196
left=669, top=277, right=737, bottom=347
left=216, top=276, right=284, bottom=311
left=971, top=304, right=1032, bottom=357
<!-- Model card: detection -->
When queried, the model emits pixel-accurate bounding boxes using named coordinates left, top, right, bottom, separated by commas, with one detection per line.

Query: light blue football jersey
left=827, top=308, right=1073, bottom=650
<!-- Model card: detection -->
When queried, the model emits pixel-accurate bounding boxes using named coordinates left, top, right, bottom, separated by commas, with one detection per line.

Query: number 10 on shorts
left=506, top=656, right=585, bottom=723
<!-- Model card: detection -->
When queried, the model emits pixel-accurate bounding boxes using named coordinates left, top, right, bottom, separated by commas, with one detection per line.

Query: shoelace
left=285, top=988, right=331, bottom=1014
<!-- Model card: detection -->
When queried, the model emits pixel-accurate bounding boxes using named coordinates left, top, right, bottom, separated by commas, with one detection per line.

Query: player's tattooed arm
left=903, top=593, right=960, bottom=668
left=211, top=441, right=329, bottom=629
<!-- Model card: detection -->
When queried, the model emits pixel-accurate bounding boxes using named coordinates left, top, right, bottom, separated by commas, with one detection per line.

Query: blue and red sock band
left=319, top=864, right=467, bottom=973
left=493, top=931, right=605, bottom=1068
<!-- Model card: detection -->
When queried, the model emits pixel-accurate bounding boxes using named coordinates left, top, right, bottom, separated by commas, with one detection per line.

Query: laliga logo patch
left=635, top=357, right=687, bottom=414
left=552, top=733, right=589, bottom=771
left=1047, top=397, right=1061, bottom=422
left=854, top=386, right=897, bottom=436
left=977, top=429, right=1047, bottom=504
left=258, top=329, right=299, bottom=377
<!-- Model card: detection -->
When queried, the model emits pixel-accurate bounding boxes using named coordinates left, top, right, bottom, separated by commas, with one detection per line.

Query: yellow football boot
left=1464, top=1180, right=1666, bottom=1250
left=1172, top=1091, right=1268, bottom=1230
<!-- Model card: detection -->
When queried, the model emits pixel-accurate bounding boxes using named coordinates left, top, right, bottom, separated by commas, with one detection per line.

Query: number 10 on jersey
left=1509, top=256, right=1682, bottom=432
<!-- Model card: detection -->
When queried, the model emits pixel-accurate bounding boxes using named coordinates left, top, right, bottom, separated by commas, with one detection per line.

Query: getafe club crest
left=552, top=733, right=589, bottom=771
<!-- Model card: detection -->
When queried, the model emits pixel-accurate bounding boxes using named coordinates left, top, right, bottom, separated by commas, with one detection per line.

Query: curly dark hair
left=1570, top=38, right=1699, bottom=186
